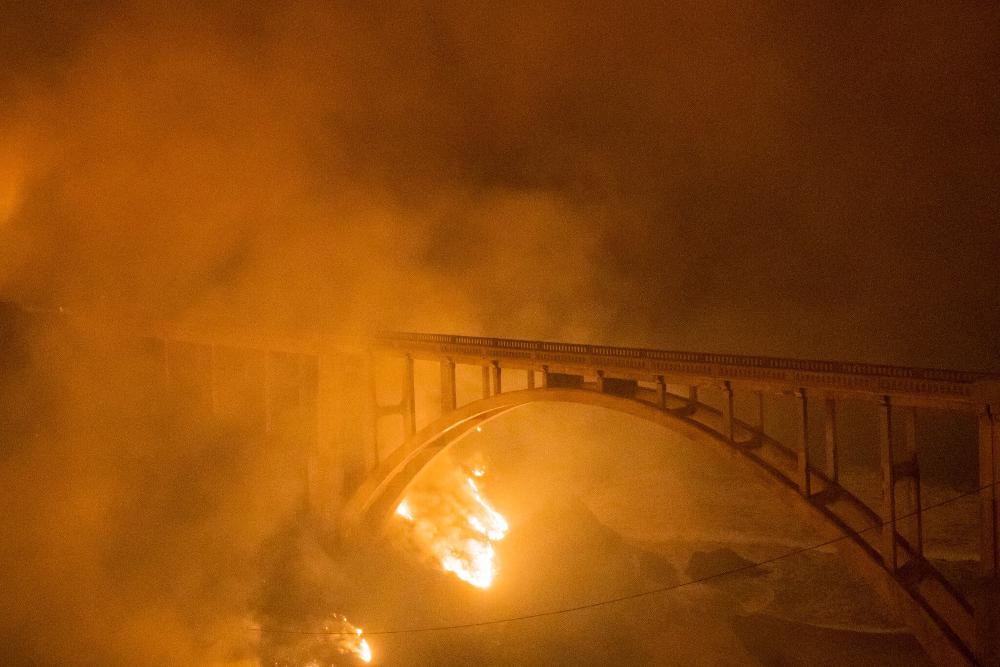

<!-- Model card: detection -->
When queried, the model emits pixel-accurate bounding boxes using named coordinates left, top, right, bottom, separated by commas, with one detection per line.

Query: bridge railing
left=374, top=331, right=987, bottom=383
left=373, top=331, right=997, bottom=407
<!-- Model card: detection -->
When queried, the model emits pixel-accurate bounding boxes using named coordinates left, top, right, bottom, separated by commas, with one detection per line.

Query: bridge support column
left=721, top=381, right=734, bottom=442
left=541, top=365, right=550, bottom=389
left=481, top=365, right=491, bottom=399
left=526, top=367, right=535, bottom=390
left=824, top=397, right=839, bottom=483
left=879, top=396, right=900, bottom=572
left=975, top=406, right=999, bottom=665
left=754, top=391, right=765, bottom=433
left=596, top=370, right=605, bottom=393
left=688, top=385, right=699, bottom=405
left=403, top=354, right=416, bottom=437
left=796, top=389, right=811, bottom=497
left=656, top=376, right=667, bottom=411
left=896, top=408, right=922, bottom=561
left=490, top=361, right=502, bottom=396
left=440, top=358, right=456, bottom=413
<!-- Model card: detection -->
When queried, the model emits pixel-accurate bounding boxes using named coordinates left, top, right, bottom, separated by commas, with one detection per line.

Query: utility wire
left=248, top=479, right=994, bottom=637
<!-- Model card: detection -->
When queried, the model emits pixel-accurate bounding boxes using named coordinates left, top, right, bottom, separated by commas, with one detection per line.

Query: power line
left=248, top=480, right=994, bottom=637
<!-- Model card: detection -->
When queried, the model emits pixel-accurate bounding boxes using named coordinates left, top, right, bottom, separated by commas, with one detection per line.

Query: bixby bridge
left=3, top=305, right=998, bottom=665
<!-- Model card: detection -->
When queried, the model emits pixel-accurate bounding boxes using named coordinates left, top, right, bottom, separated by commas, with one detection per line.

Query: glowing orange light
left=395, top=465, right=508, bottom=589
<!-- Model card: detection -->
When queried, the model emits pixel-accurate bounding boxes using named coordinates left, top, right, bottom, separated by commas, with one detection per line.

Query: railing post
left=440, top=358, right=456, bottom=413
left=721, top=381, right=734, bottom=442
left=879, top=396, right=899, bottom=572
left=796, top=388, right=811, bottom=497
left=824, top=396, right=839, bottom=483
left=403, top=353, right=416, bottom=437
left=975, top=405, right=999, bottom=665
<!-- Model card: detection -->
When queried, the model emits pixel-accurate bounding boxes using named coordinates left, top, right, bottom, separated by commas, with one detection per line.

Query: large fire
left=394, top=464, right=509, bottom=589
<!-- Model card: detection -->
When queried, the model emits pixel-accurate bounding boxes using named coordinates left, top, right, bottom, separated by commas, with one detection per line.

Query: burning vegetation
left=258, top=614, right=371, bottom=665
left=394, top=464, right=509, bottom=589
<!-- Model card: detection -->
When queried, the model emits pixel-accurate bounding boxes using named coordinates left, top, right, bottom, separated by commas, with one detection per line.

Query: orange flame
left=329, top=615, right=372, bottom=664
left=395, top=465, right=508, bottom=589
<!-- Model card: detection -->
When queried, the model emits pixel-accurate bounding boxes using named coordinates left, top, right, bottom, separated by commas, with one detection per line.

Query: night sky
left=2, top=1, right=998, bottom=366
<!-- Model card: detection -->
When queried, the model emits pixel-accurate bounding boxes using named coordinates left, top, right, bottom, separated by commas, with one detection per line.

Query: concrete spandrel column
left=754, top=391, right=765, bottom=434
left=490, top=361, right=502, bottom=396
left=440, top=358, right=457, bottom=413
left=897, top=408, right=922, bottom=559
left=526, top=367, right=535, bottom=390
left=975, top=407, right=999, bottom=665
left=656, top=376, right=667, bottom=411
left=796, top=388, right=811, bottom=498
left=721, top=381, right=734, bottom=442
left=878, top=396, right=898, bottom=572
left=596, top=370, right=605, bottom=394
left=688, top=385, right=699, bottom=405
left=540, top=365, right=550, bottom=389
left=481, top=365, right=491, bottom=399
left=824, top=396, right=839, bottom=483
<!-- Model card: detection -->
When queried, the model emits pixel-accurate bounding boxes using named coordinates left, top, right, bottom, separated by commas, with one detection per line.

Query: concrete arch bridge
left=9, top=308, right=995, bottom=666
left=337, top=333, right=1000, bottom=667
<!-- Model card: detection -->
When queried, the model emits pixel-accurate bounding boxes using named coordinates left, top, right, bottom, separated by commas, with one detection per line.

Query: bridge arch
left=345, top=388, right=800, bottom=533
left=342, top=385, right=978, bottom=666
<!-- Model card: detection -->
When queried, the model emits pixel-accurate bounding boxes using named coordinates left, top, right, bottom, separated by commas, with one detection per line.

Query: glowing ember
left=394, top=464, right=508, bottom=589
left=258, top=613, right=371, bottom=664
left=324, top=614, right=372, bottom=664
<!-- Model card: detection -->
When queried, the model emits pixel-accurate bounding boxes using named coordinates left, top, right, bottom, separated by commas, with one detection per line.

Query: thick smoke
left=2, top=1, right=998, bottom=365
left=1, top=2, right=998, bottom=664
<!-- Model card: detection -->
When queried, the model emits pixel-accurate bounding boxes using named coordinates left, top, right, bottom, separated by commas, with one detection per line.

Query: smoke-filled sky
left=2, top=1, right=998, bottom=368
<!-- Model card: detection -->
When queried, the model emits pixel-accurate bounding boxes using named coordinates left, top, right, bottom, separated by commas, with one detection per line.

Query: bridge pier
left=490, top=361, right=502, bottom=396
left=440, top=358, right=457, bottom=413
left=721, top=381, right=734, bottom=443
left=897, top=408, right=923, bottom=561
left=796, top=389, right=811, bottom=496
left=824, top=396, right=839, bottom=483
left=753, top=390, right=765, bottom=435
left=976, top=406, right=999, bottom=665
left=879, top=396, right=900, bottom=572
